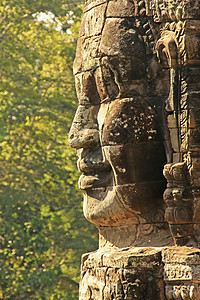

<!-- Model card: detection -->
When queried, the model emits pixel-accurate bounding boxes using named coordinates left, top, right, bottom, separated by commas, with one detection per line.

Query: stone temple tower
left=69, top=1, right=200, bottom=298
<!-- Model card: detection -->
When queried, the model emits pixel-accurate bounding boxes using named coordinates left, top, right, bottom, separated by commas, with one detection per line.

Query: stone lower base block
left=79, top=247, right=200, bottom=299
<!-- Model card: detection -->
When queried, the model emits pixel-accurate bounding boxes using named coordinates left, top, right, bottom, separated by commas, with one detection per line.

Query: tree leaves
left=0, top=1, right=98, bottom=299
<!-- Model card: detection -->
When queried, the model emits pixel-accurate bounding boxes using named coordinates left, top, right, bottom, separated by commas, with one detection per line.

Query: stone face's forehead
left=74, top=0, right=157, bottom=74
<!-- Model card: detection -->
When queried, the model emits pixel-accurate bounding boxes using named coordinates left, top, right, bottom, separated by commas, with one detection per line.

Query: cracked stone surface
left=69, top=0, right=200, bottom=298
left=80, top=247, right=200, bottom=299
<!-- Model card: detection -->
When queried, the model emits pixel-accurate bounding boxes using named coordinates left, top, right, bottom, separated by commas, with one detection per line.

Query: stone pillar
left=155, top=3, right=200, bottom=246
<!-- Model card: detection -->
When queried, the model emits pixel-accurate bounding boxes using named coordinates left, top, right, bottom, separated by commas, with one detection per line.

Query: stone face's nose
left=68, top=104, right=100, bottom=149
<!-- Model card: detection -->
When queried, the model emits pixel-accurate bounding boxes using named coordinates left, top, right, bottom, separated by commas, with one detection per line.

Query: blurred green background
left=0, top=1, right=98, bottom=299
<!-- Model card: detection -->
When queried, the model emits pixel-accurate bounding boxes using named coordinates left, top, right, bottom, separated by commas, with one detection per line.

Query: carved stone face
left=69, top=94, right=166, bottom=225
left=69, top=0, right=172, bottom=247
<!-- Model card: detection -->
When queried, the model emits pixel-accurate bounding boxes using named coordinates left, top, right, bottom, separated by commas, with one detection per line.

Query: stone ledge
left=80, top=247, right=200, bottom=300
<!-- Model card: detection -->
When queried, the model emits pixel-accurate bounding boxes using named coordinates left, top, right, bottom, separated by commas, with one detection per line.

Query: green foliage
left=0, top=1, right=98, bottom=299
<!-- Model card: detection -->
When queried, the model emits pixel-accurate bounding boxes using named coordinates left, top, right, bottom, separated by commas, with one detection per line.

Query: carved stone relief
left=69, top=0, right=200, bottom=247
left=79, top=247, right=200, bottom=300
left=69, top=0, right=173, bottom=248
left=154, top=2, right=200, bottom=246
left=69, top=0, right=200, bottom=298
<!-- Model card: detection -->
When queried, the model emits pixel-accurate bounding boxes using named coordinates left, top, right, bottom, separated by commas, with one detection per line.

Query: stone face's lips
left=78, top=159, right=110, bottom=174
left=79, top=171, right=112, bottom=190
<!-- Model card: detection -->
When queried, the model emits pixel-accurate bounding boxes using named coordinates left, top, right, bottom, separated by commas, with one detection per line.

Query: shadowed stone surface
left=68, top=0, right=200, bottom=298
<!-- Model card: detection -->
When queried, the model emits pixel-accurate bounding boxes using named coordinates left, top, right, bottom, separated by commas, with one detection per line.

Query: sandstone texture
left=80, top=247, right=200, bottom=300
left=68, top=0, right=200, bottom=298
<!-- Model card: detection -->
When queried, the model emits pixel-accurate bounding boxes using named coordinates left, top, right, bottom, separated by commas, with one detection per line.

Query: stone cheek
left=103, top=143, right=165, bottom=185
left=101, top=98, right=158, bottom=145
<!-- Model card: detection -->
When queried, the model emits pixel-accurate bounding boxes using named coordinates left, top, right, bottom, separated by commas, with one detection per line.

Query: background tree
left=0, top=1, right=98, bottom=299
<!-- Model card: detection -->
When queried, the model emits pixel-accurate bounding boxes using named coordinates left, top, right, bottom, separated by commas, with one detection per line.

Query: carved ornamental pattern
left=154, top=2, right=200, bottom=246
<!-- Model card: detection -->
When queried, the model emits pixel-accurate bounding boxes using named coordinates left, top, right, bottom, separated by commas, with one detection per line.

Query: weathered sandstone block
left=80, top=247, right=200, bottom=299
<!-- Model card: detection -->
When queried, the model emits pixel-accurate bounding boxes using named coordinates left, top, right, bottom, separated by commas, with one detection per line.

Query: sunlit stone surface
left=69, top=0, right=200, bottom=298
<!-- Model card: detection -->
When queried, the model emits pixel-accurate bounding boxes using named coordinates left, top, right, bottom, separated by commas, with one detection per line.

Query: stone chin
left=81, top=180, right=165, bottom=227
left=82, top=186, right=136, bottom=227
